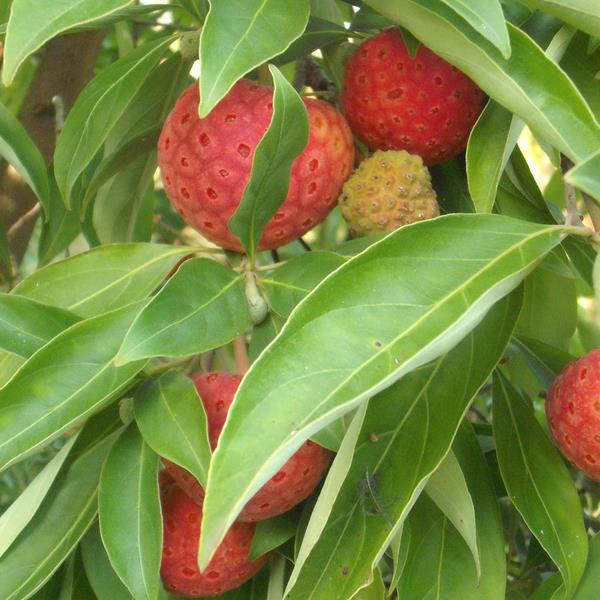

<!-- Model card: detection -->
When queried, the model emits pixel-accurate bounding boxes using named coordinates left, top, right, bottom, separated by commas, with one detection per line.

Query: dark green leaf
left=248, top=311, right=285, bottom=363
left=134, top=371, right=211, bottom=488
left=99, top=426, right=162, bottom=600
left=520, top=0, right=600, bottom=38
left=513, top=336, right=574, bottom=389
left=198, top=0, right=310, bottom=117
left=249, top=511, right=299, bottom=560
left=116, top=257, right=250, bottom=363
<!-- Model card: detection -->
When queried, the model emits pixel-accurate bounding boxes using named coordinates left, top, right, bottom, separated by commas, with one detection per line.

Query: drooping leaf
left=134, top=371, right=212, bottom=488
left=493, top=373, right=588, bottom=598
left=198, top=0, right=310, bottom=117
left=14, top=243, right=191, bottom=318
left=363, top=0, right=600, bottom=162
left=0, top=101, right=50, bottom=214
left=54, top=36, right=172, bottom=207
left=2, top=0, right=134, bottom=85
left=0, top=302, right=147, bottom=472
left=0, top=434, right=117, bottom=600
left=99, top=426, right=162, bottom=600
left=283, top=294, right=519, bottom=599
left=228, top=66, right=309, bottom=260
left=566, top=149, right=600, bottom=203
left=116, top=257, right=250, bottom=364
left=0, top=294, right=79, bottom=358
left=199, top=213, right=564, bottom=568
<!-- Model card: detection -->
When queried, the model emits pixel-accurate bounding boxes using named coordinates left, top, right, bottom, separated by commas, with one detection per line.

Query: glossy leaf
left=0, top=101, right=50, bottom=213
left=228, top=66, right=309, bottom=259
left=0, top=434, right=78, bottom=559
left=439, top=0, right=510, bottom=57
left=424, top=450, right=480, bottom=578
left=13, top=243, right=191, bottom=318
left=200, top=213, right=564, bottom=567
left=198, top=0, right=310, bottom=117
left=493, top=373, right=588, bottom=598
left=81, top=523, right=132, bottom=600
left=0, top=294, right=79, bottom=358
left=54, top=37, right=171, bottom=207
left=134, top=371, right=211, bottom=488
left=363, top=0, right=600, bottom=162
left=0, top=302, right=147, bottom=472
left=566, top=149, right=600, bottom=202
left=3, top=0, right=133, bottom=85
left=0, top=434, right=116, bottom=600
left=520, top=0, right=600, bottom=38
left=283, top=294, right=519, bottom=599
left=116, top=257, right=250, bottom=364
left=466, top=101, right=522, bottom=213
left=260, top=251, right=346, bottom=317
left=99, top=426, right=162, bottom=600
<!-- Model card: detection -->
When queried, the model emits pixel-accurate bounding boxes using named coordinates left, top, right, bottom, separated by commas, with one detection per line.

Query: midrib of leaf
left=120, top=274, right=242, bottom=357
left=262, top=279, right=310, bottom=294
left=0, top=314, right=46, bottom=345
left=497, top=376, right=571, bottom=592
left=434, top=517, right=447, bottom=600
left=136, top=441, right=150, bottom=599
left=7, top=490, right=97, bottom=600
left=202, top=0, right=270, bottom=110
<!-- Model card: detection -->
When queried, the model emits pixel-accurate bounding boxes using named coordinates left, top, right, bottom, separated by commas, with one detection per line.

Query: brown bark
left=1, top=30, right=105, bottom=264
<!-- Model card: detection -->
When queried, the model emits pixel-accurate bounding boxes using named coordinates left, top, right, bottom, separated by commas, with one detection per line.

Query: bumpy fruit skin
left=546, top=349, right=600, bottom=481
left=158, top=79, right=354, bottom=251
left=342, top=28, right=486, bottom=165
left=160, top=474, right=268, bottom=597
left=164, top=372, right=333, bottom=521
left=339, top=149, right=439, bottom=237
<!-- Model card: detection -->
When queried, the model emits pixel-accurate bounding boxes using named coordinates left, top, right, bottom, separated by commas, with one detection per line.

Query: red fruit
left=546, top=349, right=600, bottom=481
left=160, top=474, right=269, bottom=597
left=163, top=372, right=333, bottom=521
left=341, top=28, right=486, bottom=165
left=158, top=79, right=354, bottom=252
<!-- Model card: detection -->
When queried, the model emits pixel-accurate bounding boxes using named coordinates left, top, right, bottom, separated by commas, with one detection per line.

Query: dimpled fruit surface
left=163, top=371, right=333, bottom=521
left=546, top=349, right=600, bottom=481
left=158, top=79, right=354, bottom=251
left=342, top=28, right=486, bottom=165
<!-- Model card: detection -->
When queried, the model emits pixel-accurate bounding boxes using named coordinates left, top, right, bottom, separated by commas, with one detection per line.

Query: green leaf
left=260, top=251, right=346, bottom=317
left=116, top=257, right=250, bottom=364
left=424, top=450, right=480, bottom=579
left=283, top=294, right=519, bottom=599
left=0, top=294, right=79, bottom=358
left=54, top=36, right=172, bottom=207
left=571, top=532, right=600, bottom=599
left=198, top=0, right=310, bottom=117
left=228, top=66, right=309, bottom=259
left=14, top=243, right=191, bottom=318
left=566, top=149, right=600, bottom=203
left=249, top=311, right=285, bottom=363
left=513, top=336, right=574, bottom=389
left=0, top=434, right=117, bottom=600
left=200, top=213, right=564, bottom=568
left=363, top=0, right=600, bottom=162
left=0, top=302, right=147, bottom=472
left=0, top=435, right=78, bottom=560
left=99, top=426, right=162, bottom=600
left=438, top=0, right=510, bottom=58
left=353, top=568, right=385, bottom=599
left=466, top=101, right=522, bottom=213
left=134, top=371, right=211, bottom=488
left=493, top=373, right=588, bottom=598
left=2, top=0, right=133, bottom=85
left=520, top=0, right=600, bottom=39
left=0, top=101, right=50, bottom=213
left=249, top=511, right=299, bottom=560
left=81, top=523, right=132, bottom=600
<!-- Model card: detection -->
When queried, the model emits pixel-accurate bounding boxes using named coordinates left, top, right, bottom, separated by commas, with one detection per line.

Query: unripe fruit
left=546, top=349, right=600, bottom=481
left=339, top=149, right=439, bottom=237
left=160, top=473, right=269, bottom=597
left=163, top=372, right=333, bottom=521
left=158, top=79, right=354, bottom=251
left=341, top=28, right=486, bottom=165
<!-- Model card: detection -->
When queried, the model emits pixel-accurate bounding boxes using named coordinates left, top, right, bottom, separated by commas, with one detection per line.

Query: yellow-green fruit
left=338, top=150, right=439, bottom=237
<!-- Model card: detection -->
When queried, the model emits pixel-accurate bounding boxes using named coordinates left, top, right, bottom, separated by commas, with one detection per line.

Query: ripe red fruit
left=158, top=79, right=354, bottom=252
left=160, top=473, right=269, bottom=597
left=341, top=28, right=486, bottom=165
left=546, top=349, right=600, bottom=481
left=163, top=372, right=333, bottom=521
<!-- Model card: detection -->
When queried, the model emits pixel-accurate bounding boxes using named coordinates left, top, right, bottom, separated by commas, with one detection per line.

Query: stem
left=7, top=203, right=41, bottom=238
left=233, top=335, right=249, bottom=375
left=298, top=237, right=312, bottom=252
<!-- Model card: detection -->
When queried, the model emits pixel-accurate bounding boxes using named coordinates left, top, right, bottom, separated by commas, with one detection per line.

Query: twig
left=233, top=335, right=249, bottom=375
left=298, top=237, right=312, bottom=252
left=7, top=203, right=41, bottom=238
